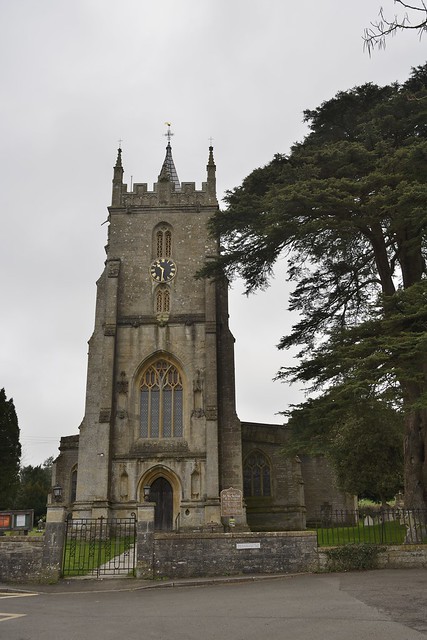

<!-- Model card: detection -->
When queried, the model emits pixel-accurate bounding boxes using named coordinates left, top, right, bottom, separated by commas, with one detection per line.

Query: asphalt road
left=0, top=569, right=426, bottom=640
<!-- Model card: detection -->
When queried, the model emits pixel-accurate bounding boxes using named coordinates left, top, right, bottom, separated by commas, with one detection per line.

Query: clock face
left=150, top=258, right=177, bottom=283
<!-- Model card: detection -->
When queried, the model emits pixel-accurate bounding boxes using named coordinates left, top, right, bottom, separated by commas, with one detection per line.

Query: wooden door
left=149, top=477, right=173, bottom=531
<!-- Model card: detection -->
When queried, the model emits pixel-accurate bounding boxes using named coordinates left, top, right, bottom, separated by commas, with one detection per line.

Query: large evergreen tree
left=287, top=394, right=404, bottom=503
left=15, top=458, right=52, bottom=521
left=0, top=388, right=21, bottom=509
left=201, top=64, right=427, bottom=509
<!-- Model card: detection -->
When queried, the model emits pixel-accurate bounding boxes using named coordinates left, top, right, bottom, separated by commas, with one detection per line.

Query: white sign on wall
left=15, top=514, right=26, bottom=527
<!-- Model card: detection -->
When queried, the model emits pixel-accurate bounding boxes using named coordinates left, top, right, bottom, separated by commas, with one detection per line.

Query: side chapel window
left=243, top=451, right=272, bottom=497
left=140, top=360, right=183, bottom=438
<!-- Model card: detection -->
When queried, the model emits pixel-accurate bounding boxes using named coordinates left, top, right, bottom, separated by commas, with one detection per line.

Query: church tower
left=72, top=130, right=247, bottom=530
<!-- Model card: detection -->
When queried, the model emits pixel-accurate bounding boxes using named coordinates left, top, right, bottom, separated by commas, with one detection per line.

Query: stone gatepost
left=41, top=505, right=67, bottom=583
left=136, top=503, right=155, bottom=579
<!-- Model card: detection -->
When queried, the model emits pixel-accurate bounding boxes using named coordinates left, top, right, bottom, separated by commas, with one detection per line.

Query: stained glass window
left=140, top=360, right=183, bottom=438
left=174, top=388, right=183, bottom=436
left=243, top=451, right=272, bottom=497
left=162, top=388, right=172, bottom=437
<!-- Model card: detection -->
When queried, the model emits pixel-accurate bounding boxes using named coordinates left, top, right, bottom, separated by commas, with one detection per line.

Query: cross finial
left=118, top=138, right=123, bottom=149
left=208, top=136, right=214, bottom=146
left=164, top=122, right=174, bottom=144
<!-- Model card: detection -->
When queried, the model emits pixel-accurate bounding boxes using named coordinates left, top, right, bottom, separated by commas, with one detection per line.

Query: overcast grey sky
left=1, top=0, right=426, bottom=466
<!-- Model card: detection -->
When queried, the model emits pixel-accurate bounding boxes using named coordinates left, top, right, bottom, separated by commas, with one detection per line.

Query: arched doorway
left=149, top=477, right=173, bottom=531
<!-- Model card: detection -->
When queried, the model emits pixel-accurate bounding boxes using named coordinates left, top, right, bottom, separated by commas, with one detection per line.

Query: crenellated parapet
left=111, top=139, right=217, bottom=209
left=112, top=180, right=217, bottom=209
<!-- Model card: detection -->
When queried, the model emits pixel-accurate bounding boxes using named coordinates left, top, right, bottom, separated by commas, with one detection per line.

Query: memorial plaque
left=220, top=487, right=243, bottom=516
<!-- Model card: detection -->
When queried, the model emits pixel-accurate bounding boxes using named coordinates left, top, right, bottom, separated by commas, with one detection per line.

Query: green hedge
left=324, top=544, right=385, bottom=571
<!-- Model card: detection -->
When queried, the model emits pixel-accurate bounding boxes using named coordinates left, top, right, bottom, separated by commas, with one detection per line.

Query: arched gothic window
left=156, top=286, right=170, bottom=313
left=243, top=451, right=272, bottom=497
left=140, top=360, right=183, bottom=438
left=156, top=226, right=172, bottom=258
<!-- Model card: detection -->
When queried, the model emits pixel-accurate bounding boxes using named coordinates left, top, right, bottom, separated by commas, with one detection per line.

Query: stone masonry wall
left=151, top=531, right=318, bottom=579
left=377, top=545, right=427, bottom=569
left=317, top=545, right=427, bottom=571
left=1, top=535, right=427, bottom=583
left=0, top=537, right=43, bottom=583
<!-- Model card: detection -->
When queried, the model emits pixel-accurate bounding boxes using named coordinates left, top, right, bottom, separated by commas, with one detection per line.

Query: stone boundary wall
left=151, top=531, right=318, bottom=579
left=0, top=536, right=44, bottom=583
left=317, top=544, right=427, bottom=571
left=1, top=534, right=427, bottom=583
left=378, top=545, right=427, bottom=569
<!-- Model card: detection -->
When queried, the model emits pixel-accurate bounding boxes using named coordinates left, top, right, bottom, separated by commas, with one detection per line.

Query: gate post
left=136, top=503, right=155, bottom=579
left=41, top=506, right=67, bottom=583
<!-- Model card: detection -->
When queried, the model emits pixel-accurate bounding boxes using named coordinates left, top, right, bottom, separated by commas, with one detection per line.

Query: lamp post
left=52, top=484, right=62, bottom=502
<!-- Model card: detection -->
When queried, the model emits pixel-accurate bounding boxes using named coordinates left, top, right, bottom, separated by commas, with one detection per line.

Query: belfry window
left=156, top=226, right=172, bottom=258
left=140, top=360, right=183, bottom=438
left=156, top=286, right=170, bottom=313
left=243, top=451, right=272, bottom=497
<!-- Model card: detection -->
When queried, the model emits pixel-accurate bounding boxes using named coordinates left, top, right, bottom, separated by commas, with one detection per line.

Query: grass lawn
left=314, top=519, right=408, bottom=546
left=63, top=536, right=135, bottom=576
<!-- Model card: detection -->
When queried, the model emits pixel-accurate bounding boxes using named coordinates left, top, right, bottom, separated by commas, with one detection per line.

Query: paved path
left=93, top=543, right=136, bottom=577
left=0, top=569, right=426, bottom=639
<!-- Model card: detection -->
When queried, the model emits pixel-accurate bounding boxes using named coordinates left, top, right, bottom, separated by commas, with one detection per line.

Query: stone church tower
left=52, top=132, right=356, bottom=534
left=71, top=131, right=247, bottom=530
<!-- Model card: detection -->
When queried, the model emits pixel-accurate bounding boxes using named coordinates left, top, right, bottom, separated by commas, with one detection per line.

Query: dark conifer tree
left=0, top=388, right=21, bottom=509
left=201, top=64, right=427, bottom=509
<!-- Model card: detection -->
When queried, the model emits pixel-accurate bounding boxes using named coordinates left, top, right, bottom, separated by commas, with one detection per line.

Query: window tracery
left=243, top=451, right=272, bottom=497
left=156, top=286, right=170, bottom=313
left=140, top=359, right=183, bottom=438
left=156, top=226, right=172, bottom=258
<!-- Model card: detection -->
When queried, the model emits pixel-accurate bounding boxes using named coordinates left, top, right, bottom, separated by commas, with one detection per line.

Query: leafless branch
left=363, top=0, right=427, bottom=54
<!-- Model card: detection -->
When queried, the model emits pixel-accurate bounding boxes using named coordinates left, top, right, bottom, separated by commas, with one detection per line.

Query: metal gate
left=63, top=515, right=137, bottom=577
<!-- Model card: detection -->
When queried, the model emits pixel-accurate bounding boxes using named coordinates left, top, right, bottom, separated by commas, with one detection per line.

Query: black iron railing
left=63, top=515, right=137, bottom=577
left=311, top=508, right=427, bottom=546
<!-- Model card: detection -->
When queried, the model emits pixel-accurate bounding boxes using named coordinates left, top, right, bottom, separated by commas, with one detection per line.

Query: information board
left=220, top=487, right=243, bottom=516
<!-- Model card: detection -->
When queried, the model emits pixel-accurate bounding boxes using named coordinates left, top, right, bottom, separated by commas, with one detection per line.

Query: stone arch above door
left=138, top=465, right=181, bottom=531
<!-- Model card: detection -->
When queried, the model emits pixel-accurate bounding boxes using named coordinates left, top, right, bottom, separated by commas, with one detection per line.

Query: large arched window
left=140, top=359, right=183, bottom=438
left=243, top=451, right=272, bottom=497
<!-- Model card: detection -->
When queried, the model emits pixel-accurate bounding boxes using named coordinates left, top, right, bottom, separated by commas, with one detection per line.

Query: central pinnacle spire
left=159, top=123, right=181, bottom=191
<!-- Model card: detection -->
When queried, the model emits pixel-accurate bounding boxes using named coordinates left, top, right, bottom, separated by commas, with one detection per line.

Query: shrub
left=325, top=544, right=385, bottom=572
